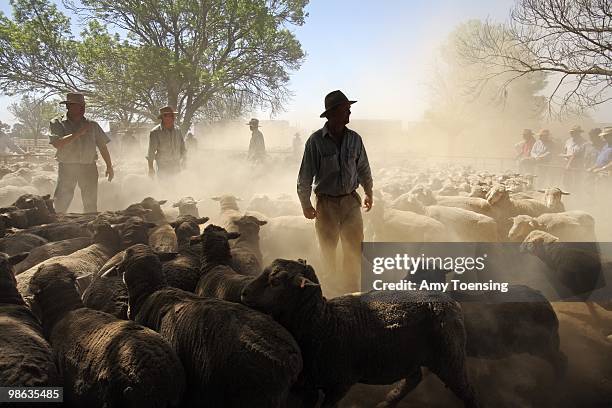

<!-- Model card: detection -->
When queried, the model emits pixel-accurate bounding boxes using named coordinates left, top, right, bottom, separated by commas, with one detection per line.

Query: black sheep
left=82, top=218, right=158, bottom=319
left=241, top=259, right=478, bottom=408
left=0, top=252, right=60, bottom=389
left=0, top=232, right=48, bottom=256
left=448, top=285, right=567, bottom=375
left=121, top=243, right=302, bottom=407
left=159, top=216, right=209, bottom=291
left=193, top=224, right=254, bottom=303
left=29, top=262, right=185, bottom=408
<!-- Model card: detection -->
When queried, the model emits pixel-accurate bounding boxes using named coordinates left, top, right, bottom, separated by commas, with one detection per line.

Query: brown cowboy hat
left=246, top=118, right=260, bottom=127
left=59, top=92, right=85, bottom=105
left=158, top=106, right=178, bottom=119
left=320, top=90, right=357, bottom=118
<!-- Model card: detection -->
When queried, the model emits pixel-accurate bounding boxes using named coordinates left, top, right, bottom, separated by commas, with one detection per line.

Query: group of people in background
left=516, top=126, right=612, bottom=190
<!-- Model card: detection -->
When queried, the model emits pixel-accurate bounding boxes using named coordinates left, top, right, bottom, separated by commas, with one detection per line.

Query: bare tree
left=456, top=0, right=611, bottom=115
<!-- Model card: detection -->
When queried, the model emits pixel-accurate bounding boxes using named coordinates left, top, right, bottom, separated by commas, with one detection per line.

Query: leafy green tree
left=8, top=95, right=61, bottom=146
left=0, top=0, right=308, bottom=132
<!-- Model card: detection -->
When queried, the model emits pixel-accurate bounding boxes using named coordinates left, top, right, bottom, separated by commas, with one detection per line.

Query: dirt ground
left=340, top=302, right=612, bottom=408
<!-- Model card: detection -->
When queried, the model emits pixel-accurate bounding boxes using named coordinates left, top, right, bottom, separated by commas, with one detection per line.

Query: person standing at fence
left=516, top=129, right=535, bottom=173
left=49, top=92, right=113, bottom=213
left=561, top=125, right=586, bottom=191
left=147, top=106, right=186, bottom=178
left=587, top=128, right=612, bottom=173
left=297, top=90, right=373, bottom=295
left=583, top=128, right=604, bottom=169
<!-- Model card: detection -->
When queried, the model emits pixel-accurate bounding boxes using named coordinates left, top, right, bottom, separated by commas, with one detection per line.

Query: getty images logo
left=371, top=253, right=488, bottom=275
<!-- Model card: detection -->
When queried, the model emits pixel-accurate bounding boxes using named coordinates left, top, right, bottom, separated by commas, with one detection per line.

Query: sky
left=0, top=0, right=609, bottom=130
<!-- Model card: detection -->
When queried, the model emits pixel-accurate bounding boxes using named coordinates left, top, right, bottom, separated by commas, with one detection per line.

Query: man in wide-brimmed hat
left=246, top=118, right=266, bottom=162
left=297, top=90, right=373, bottom=295
left=49, top=92, right=113, bottom=213
left=147, top=106, right=186, bottom=178
left=587, top=127, right=612, bottom=173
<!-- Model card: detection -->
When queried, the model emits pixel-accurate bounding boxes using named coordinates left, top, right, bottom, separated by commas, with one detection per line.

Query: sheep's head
left=508, top=215, right=539, bottom=241
left=520, top=230, right=559, bottom=257
left=88, top=220, right=121, bottom=247
left=117, top=217, right=157, bottom=248
left=485, top=184, right=508, bottom=205
left=469, top=184, right=489, bottom=198
left=120, top=244, right=164, bottom=293
left=139, top=197, right=167, bottom=223
left=172, top=197, right=199, bottom=217
left=409, top=184, right=436, bottom=205
left=539, top=187, right=569, bottom=210
left=241, top=259, right=320, bottom=318
left=211, top=194, right=241, bottom=211
left=234, top=215, right=267, bottom=237
left=170, top=216, right=209, bottom=245
left=190, top=224, right=239, bottom=251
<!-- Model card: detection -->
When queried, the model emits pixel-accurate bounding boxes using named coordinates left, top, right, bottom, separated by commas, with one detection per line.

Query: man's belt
left=316, top=191, right=356, bottom=199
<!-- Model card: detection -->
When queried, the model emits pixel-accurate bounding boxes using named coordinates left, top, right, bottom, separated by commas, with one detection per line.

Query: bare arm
left=50, top=122, right=91, bottom=149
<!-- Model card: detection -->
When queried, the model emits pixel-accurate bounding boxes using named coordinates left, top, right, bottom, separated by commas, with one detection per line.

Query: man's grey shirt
left=147, top=124, right=186, bottom=163
left=49, top=115, right=110, bottom=164
left=297, top=123, right=373, bottom=209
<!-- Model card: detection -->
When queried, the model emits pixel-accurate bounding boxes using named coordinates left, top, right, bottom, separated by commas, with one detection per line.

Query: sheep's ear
left=158, top=200, right=167, bottom=205
left=537, top=189, right=545, bottom=193
left=294, top=275, right=319, bottom=289
left=257, top=219, right=267, bottom=226
left=8, top=252, right=29, bottom=265
left=227, top=232, right=241, bottom=240
left=189, top=236, right=202, bottom=246
left=42, top=194, right=51, bottom=200
left=560, top=190, right=570, bottom=195
left=297, top=258, right=307, bottom=265
left=196, top=217, right=209, bottom=224
left=211, top=196, right=221, bottom=201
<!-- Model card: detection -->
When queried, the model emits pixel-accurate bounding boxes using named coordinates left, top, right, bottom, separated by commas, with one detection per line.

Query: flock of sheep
left=1, top=157, right=611, bottom=407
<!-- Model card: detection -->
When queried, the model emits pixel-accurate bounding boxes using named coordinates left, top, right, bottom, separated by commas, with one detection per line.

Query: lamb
left=508, top=211, right=596, bottom=242
left=0, top=185, right=38, bottom=208
left=486, top=184, right=551, bottom=217
left=139, top=197, right=168, bottom=224
left=12, top=193, right=55, bottom=226
left=17, top=220, right=123, bottom=299
left=448, top=285, right=567, bottom=374
left=28, top=262, right=185, bottom=407
left=193, top=225, right=254, bottom=303
left=241, top=259, right=478, bottom=408
left=121, top=244, right=303, bottom=407
left=13, top=236, right=92, bottom=274
left=230, top=215, right=267, bottom=276
left=148, top=223, right=178, bottom=254
left=0, top=252, right=60, bottom=388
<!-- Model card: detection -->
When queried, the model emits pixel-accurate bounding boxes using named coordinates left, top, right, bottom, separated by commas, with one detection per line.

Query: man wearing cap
left=297, top=90, right=373, bottom=294
left=587, top=127, right=612, bottom=173
left=49, top=92, right=113, bottom=213
left=247, top=118, right=266, bottom=162
left=147, top=106, right=186, bottom=178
